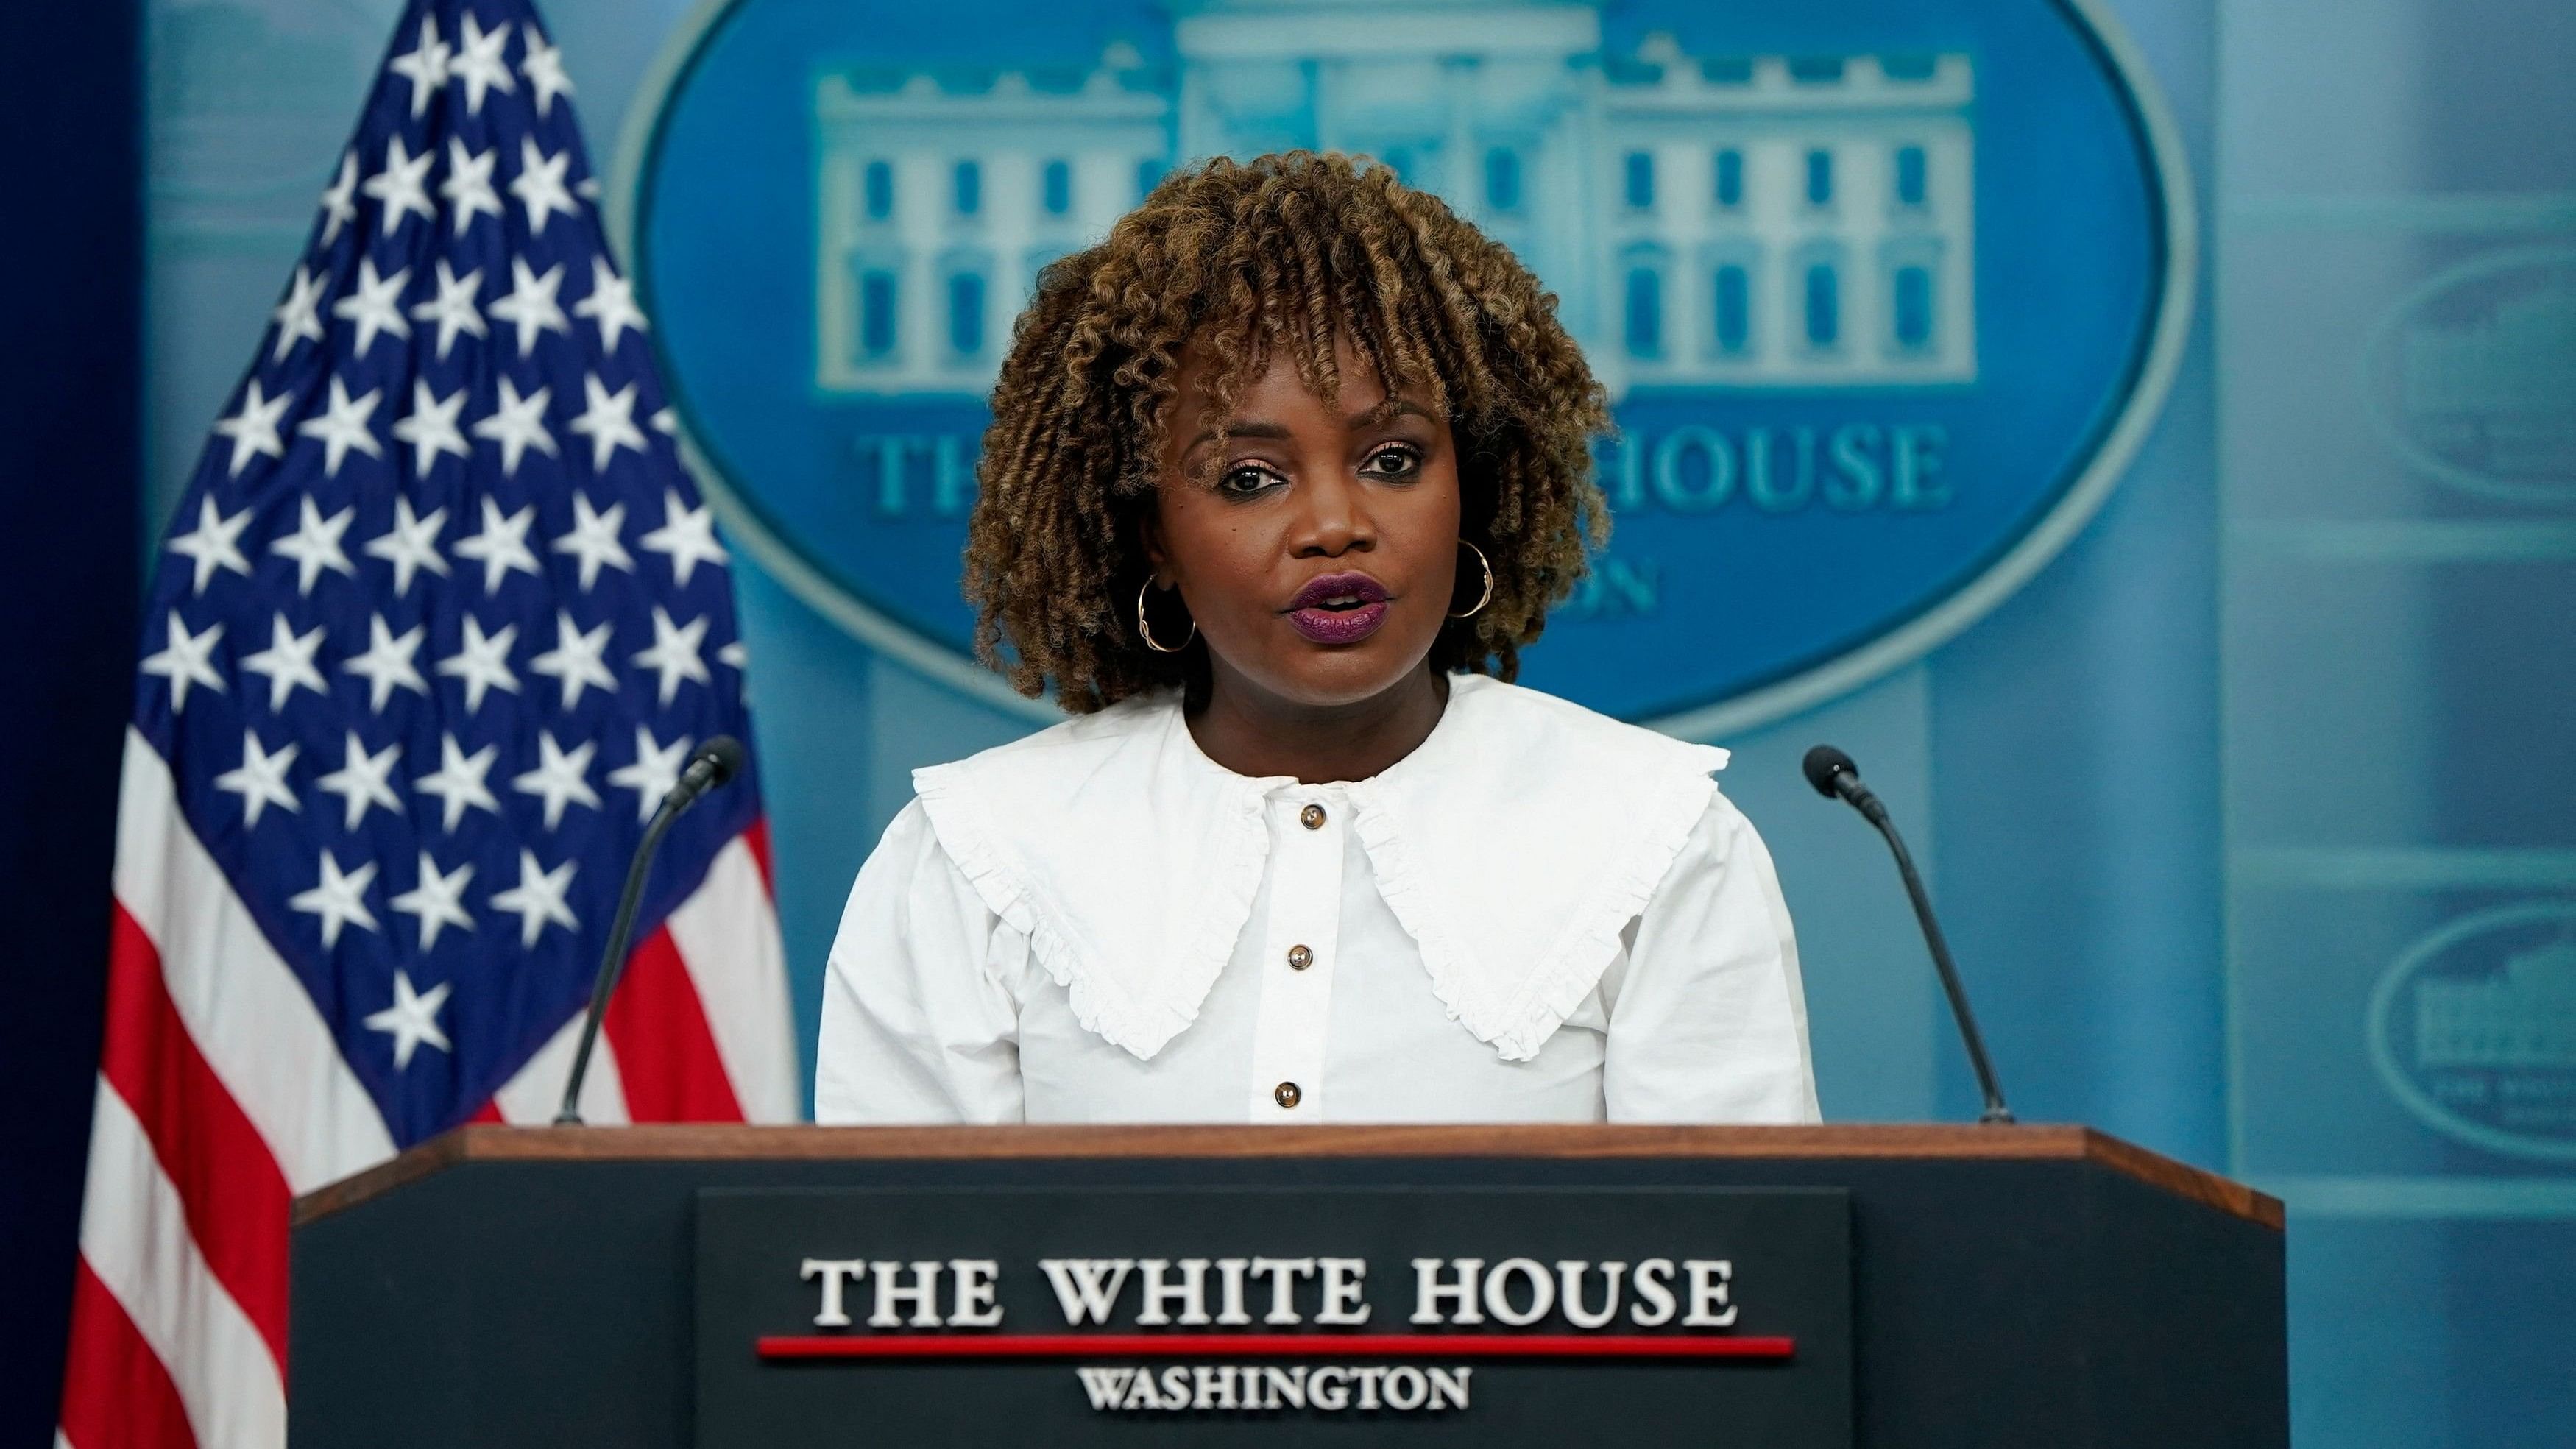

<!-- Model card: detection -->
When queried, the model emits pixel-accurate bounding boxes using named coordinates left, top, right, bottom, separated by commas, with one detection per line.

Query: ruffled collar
left=910, top=674, right=1727, bottom=1062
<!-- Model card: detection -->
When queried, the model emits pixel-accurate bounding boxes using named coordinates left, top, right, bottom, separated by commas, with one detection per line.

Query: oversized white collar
left=911, top=674, right=1728, bottom=1063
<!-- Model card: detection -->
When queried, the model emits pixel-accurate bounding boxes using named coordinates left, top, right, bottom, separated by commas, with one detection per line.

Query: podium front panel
left=694, top=1184, right=1851, bottom=1443
left=288, top=1126, right=2286, bottom=1448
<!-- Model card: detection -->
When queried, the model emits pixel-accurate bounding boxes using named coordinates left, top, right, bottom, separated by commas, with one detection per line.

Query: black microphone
left=1802, top=744, right=2014, bottom=1125
left=554, top=736, right=748, bottom=1125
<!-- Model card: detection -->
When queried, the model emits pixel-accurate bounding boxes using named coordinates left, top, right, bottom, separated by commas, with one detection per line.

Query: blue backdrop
left=1, top=0, right=2568, bottom=1443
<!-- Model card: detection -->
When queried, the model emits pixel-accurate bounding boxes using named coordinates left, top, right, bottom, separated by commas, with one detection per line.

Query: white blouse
left=815, top=673, right=1819, bottom=1125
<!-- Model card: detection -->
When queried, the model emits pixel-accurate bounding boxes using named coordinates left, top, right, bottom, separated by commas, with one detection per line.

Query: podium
left=290, top=1124, right=2285, bottom=1447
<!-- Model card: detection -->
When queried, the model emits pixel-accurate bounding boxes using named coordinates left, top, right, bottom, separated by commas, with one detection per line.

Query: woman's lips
left=1284, top=572, right=1391, bottom=646
left=1287, top=600, right=1389, bottom=645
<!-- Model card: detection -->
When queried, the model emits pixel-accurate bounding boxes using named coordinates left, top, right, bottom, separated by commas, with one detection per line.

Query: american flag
left=60, top=3, right=797, bottom=1444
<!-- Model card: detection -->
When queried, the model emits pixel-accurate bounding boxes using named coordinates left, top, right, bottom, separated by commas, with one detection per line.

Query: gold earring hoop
left=1136, top=578, right=1196, bottom=653
left=1448, top=540, right=1493, bottom=620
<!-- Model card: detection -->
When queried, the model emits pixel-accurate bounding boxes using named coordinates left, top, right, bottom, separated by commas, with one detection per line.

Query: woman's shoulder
left=910, top=689, right=1182, bottom=795
left=1432, top=674, right=1730, bottom=784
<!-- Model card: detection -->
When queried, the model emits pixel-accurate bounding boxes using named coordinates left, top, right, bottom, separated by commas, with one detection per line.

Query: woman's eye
left=1363, top=444, right=1423, bottom=478
left=1219, top=464, right=1281, bottom=496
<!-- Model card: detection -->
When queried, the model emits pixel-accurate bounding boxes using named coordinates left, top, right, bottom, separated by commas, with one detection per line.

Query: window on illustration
left=857, top=269, right=897, bottom=361
left=1624, top=268, right=1662, bottom=358
left=863, top=160, right=893, bottom=222
left=1804, top=263, right=1839, bottom=348
left=1714, top=266, right=1751, bottom=354
left=1485, top=148, right=1521, bottom=213
left=948, top=272, right=985, bottom=356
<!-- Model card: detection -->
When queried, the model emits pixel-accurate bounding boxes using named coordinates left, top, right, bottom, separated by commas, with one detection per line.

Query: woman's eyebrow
left=1192, top=420, right=1295, bottom=449
left=1347, top=399, right=1432, bottom=428
left=1185, top=401, right=1431, bottom=454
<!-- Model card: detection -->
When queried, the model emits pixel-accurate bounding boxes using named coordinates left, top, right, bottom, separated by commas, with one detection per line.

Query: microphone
left=1802, top=745, right=2014, bottom=1125
left=554, top=736, right=748, bottom=1125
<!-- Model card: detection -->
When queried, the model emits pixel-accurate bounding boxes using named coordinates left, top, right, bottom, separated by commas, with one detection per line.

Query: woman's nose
left=1291, top=469, right=1376, bottom=557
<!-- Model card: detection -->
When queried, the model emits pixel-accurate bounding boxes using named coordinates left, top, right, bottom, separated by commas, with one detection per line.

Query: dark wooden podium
left=290, top=1124, right=2285, bottom=1447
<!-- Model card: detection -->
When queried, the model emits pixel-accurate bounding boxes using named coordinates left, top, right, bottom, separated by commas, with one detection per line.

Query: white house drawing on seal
left=2398, top=274, right=2576, bottom=484
left=812, top=0, right=1978, bottom=399
left=2415, top=935, right=2576, bottom=1074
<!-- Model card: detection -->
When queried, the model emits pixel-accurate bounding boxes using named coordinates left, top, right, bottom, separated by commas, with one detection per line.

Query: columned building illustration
left=813, top=0, right=1978, bottom=398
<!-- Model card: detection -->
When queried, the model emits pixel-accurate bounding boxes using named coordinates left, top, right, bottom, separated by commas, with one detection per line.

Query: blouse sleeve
left=1603, top=792, right=1822, bottom=1124
left=813, top=798, right=1027, bottom=1124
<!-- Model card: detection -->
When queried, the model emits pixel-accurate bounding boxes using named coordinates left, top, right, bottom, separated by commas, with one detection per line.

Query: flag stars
left=213, top=731, right=300, bottom=827
left=435, top=614, right=520, bottom=714
left=240, top=612, right=329, bottom=711
left=632, top=606, right=712, bottom=706
left=270, top=495, right=358, bottom=595
left=389, top=852, right=475, bottom=952
left=531, top=610, right=617, bottom=709
left=521, top=29, right=573, bottom=115
left=553, top=492, right=633, bottom=591
left=364, top=970, right=453, bottom=1069
left=392, top=379, right=473, bottom=479
left=453, top=496, right=543, bottom=593
left=361, top=135, right=437, bottom=236
left=569, top=374, right=647, bottom=473
left=488, top=258, right=569, bottom=358
left=271, top=266, right=329, bottom=363
left=416, top=732, right=502, bottom=833
left=609, top=726, right=690, bottom=823
left=316, top=731, right=403, bottom=830
left=343, top=613, right=430, bottom=713
left=639, top=489, right=729, bottom=586
left=332, top=257, right=413, bottom=357
left=141, top=611, right=226, bottom=712
left=574, top=258, right=647, bottom=352
left=166, top=495, right=255, bottom=595
left=513, top=731, right=601, bottom=830
left=509, top=137, right=579, bottom=237
left=450, top=14, right=516, bottom=116
left=214, top=380, right=290, bottom=478
left=296, top=376, right=385, bottom=478
left=290, top=850, right=379, bottom=950
left=317, top=153, right=359, bottom=247
left=409, top=260, right=486, bottom=361
left=385, top=15, right=451, bottom=119
left=491, top=849, right=579, bottom=947
left=471, top=376, right=559, bottom=477
left=439, top=138, right=503, bottom=238
left=364, top=496, right=450, bottom=598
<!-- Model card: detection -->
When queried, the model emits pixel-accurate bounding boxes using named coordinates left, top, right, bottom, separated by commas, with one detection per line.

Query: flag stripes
left=60, top=4, right=799, bottom=1444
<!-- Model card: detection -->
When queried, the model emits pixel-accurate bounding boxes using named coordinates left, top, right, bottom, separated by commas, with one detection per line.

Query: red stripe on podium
left=757, top=1333, right=1794, bottom=1361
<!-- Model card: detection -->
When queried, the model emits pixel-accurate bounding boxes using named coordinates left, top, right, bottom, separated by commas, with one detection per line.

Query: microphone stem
left=1860, top=801, right=2014, bottom=1125
left=553, top=788, right=690, bottom=1125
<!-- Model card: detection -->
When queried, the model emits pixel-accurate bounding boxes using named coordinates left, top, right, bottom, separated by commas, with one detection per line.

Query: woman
left=815, top=152, right=1817, bottom=1124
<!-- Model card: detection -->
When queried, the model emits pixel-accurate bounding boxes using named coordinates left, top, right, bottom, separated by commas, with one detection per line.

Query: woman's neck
left=1187, top=664, right=1448, bottom=785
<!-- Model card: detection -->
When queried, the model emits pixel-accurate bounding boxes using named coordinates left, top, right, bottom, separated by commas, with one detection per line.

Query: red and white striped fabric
left=60, top=1, right=801, bottom=1443
left=60, top=733, right=796, bottom=1449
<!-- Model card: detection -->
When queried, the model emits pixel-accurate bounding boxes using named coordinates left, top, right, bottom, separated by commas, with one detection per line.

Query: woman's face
left=1147, top=338, right=1462, bottom=714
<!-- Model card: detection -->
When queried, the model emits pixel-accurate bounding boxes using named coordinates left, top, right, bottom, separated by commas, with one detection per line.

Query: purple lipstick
left=1284, top=571, right=1392, bottom=645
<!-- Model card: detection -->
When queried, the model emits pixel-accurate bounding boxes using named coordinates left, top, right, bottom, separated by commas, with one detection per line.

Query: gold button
left=1300, top=804, right=1326, bottom=830
left=1274, top=1081, right=1303, bottom=1109
left=1287, top=943, right=1313, bottom=971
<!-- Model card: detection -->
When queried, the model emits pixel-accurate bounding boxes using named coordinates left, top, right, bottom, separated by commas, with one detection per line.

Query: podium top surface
left=294, top=1122, right=2281, bottom=1230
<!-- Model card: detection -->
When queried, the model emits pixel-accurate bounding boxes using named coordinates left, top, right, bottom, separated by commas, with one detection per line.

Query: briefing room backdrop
left=1, top=0, right=2568, bottom=1444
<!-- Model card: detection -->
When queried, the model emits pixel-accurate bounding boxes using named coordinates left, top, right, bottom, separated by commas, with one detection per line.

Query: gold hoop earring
left=1136, top=578, right=1196, bottom=653
left=1448, top=540, right=1493, bottom=620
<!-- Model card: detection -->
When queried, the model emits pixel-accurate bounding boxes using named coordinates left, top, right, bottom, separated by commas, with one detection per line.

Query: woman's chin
left=1250, top=639, right=1443, bottom=710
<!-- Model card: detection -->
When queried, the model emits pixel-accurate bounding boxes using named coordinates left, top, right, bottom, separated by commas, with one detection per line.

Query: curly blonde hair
left=964, top=150, right=1612, bottom=713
